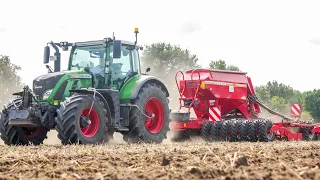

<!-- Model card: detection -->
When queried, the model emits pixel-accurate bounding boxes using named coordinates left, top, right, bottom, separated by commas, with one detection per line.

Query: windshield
left=70, top=45, right=106, bottom=76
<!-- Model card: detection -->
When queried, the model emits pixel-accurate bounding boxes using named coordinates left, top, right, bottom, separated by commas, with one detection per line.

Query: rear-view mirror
left=43, top=46, right=50, bottom=64
left=113, top=40, right=122, bottom=58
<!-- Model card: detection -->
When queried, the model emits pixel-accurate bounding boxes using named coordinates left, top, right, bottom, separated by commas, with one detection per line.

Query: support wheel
left=239, top=120, right=249, bottom=141
left=171, top=130, right=192, bottom=142
left=220, top=120, right=231, bottom=141
left=209, top=122, right=222, bottom=141
left=248, top=120, right=258, bottom=142
left=200, top=122, right=213, bottom=141
left=301, top=126, right=315, bottom=141
left=122, top=83, right=170, bottom=143
left=229, top=120, right=241, bottom=142
left=257, top=120, right=275, bottom=142
left=0, top=100, right=49, bottom=145
left=55, top=94, right=110, bottom=144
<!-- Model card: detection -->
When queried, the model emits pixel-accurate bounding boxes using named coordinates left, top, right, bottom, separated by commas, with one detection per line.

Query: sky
left=0, top=0, right=320, bottom=92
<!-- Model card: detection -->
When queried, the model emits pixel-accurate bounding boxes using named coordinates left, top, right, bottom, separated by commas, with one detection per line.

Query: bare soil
left=0, top=132, right=319, bottom=180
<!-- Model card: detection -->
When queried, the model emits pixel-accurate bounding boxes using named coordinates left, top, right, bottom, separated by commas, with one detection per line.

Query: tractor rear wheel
left=122, top=83, right=170, bottom=143
left=0, top=100, right=49, bottom=145
left=55, top=94, right=110, bottom=145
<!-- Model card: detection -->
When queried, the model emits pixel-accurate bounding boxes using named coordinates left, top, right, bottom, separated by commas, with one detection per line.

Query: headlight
left=42, top=89, right=53, bottom=100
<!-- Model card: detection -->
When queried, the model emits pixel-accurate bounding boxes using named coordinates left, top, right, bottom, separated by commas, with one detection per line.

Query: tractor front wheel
left=122, top=83, right=170, bottom=143
left=55, top=94, right=110, bottom=144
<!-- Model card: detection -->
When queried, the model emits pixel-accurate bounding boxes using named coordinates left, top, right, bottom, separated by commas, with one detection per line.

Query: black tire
left=220, top=120, right=231, bottom=141
left=0, top=100, right=49, bottom=145
left=122, top=83, right=170, bottom=143
left=209, top=122, right=222, bottom=141
left=229, top=120, right=241, bottom=142
left=239, top=120, right=249, bottom=141
left=266, top=120, right=276, bottom=141
left=171, top=130, right=192, bottom=142
left=55, top=94, right=110, bottom=145
left=257, top=120, right=275, bottom=142
left=301, top=126, right=315, bottom=141
left=200, top=122, right=213, bottom=141
left=248, top=120, right=258, bottom=142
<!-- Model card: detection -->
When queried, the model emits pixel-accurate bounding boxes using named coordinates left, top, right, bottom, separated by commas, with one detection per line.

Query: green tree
left=227, top=65, right=240, bottom=71
left=265, top=80, right=295, bottom=104
left=140, top=43, right=201, bottom=108
left=256, top=82, right=314, bottom=120
left=255, top=86, right=271, bottom=104
left=208, top=59, right=240, bottom=71
left=301, top=111, right=312, bottom=120
left=270, top=96, right=287, bottom=112
left=209, top=59, right=226, bottom=70
left=304, top=89, right=320, bottom=122
left=0, top=55, right=23, bottom=106
left=141, top=43, right=200, bottom=76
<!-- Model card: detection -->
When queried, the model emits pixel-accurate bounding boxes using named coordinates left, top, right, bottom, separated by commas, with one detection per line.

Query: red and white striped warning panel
left=209, top=107, right=221, bottom=122
left=290, top=104, right=302, bottom=116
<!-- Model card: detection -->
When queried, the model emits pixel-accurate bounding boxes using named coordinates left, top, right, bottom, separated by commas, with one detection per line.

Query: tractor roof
left=74, top=39, right=139, bottom=47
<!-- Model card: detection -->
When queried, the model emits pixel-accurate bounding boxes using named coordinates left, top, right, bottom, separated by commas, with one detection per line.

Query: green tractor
left=0, top=28, right=171, bottom=145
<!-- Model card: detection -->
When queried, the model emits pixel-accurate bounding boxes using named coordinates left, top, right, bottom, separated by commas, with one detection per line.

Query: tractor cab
left=67, top=40, right=142, bottom=89
left=43, top=28, right=143, bottom=90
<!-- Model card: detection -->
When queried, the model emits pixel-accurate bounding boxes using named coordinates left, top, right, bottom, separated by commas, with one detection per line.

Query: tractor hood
left=33, top=71, right=66, bottom=99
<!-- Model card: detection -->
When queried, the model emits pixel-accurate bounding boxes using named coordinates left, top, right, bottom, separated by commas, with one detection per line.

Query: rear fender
left=129, top=76, right=170, bottom=100
left=69, top=89, right=113, bottom=127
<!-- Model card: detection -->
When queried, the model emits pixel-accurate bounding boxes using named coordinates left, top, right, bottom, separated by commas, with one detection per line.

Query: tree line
left=1, top=42, right=320, bottom=121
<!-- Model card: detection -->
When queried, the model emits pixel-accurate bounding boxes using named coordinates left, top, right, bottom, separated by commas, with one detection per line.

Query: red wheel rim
left=23, top=127, right=40, bottom=138
left=80, top=107, right=100, bottom=138
left=144, top=97, right=164, bottom=134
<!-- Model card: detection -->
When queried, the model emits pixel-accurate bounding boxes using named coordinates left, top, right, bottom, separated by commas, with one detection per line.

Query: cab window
left=132, top=49, right=140, bottom=73
left=110, top=45, right=132, bottom=82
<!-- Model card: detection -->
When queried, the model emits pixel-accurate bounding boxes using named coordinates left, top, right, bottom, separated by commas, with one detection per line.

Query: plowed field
left=0, top=131, right=319, bottom=180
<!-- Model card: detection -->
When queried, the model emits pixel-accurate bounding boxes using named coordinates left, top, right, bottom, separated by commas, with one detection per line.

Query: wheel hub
left=80, top=116, right=91, bottom=128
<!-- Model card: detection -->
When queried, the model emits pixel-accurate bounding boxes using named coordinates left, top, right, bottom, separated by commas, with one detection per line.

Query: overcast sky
left=0, top=0, right=320, bottom=92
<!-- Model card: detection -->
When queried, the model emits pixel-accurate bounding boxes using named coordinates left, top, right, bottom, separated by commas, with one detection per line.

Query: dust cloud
left=44, top=130, right=60, bottom=145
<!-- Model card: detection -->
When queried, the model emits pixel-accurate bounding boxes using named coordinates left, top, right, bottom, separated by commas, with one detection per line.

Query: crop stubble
left=0, top=134, right=319, bottom=180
